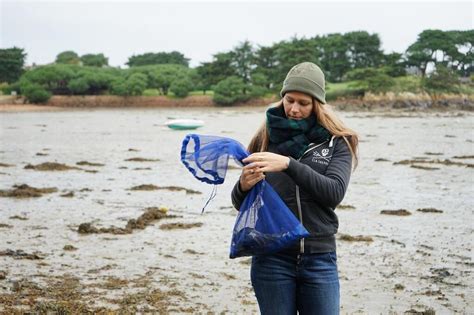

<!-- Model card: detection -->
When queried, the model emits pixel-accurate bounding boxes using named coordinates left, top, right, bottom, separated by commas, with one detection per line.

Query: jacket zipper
left=295, top=140, right=330, bottom=254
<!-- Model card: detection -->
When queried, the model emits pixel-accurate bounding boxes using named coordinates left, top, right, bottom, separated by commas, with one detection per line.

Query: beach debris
left=0, top=249, right=44, bottom=260
left=394, top=283, right=405, bottom=291
left=87, top=264, right=118, bottom=274
left=410, top=165, right=439, bottom=170
left=0, top=163, right=14, bottom=167
left=452, top=155, right=474, bottom=159
left=0, top=270, right=6, bottom=280
left=394, top=159, right=473, bottom=168
left=0, top=223, right=13, bottom=228
left=417, top=208, right=443, bottom=213
left=375, top=158, right=390, bottom=162
left=184, top=249, right=204, bottom=255
left=338, top=234, right=373, bottom=242
left=424, top=152, right=443, bottom=156
left=134, top=167, right=152, bottom=170
left=337, top=204, right=356, bottom=210
left=9, top=215, right=28, bottom=220
left=108, top=287, right=187, bottom=312
left=404, top=308, right=436, bottom=315
left=380, top=209, right=412, bottom=216
left=78, top=206, right=175, bottom=235
left=63, top=245, right=77, bottom=251
left=76, top=161, right=105, bottom=167
left=24, top=162, right=82, bottom=171
left=390, top=239, right=406, bottom=247
left=421, top=289, right=444, bottom=296
left=129, top=184, right=201, bottom=194
left=98, top=276, right=129, bottom=290
left=0, top=184, right=57, bottom=198
left=128, top=148, right=140, bottom=152
left=125, top=157, right=161, bottom=162
left=60, top=191, right=75, bottom=198
left=159, top=222, right=203, bottom=230
left=35, top=152, right=48, bottom=156
left=79, top=188, right=93, bottom=192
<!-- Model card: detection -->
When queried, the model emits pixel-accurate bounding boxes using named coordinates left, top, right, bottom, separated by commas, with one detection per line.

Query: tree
left=344, top=31, right=384, bottom=69
left=448, top=30, right=474, bottom=77
left=56, top=51, right=80, bottom=64
left=21, top=64, right=76, bottom=94
left=231, top=41, right=255, bottom=88
left=254, top=45, right=279, bottom=89
left=213, top=76, right=250, bottom=105
left=127, top=51, right=189, bottom=67
left=0, top=47, right=27, bottom=83
left=404, top=29, right=473, bottom=77
left=274, top=37, right=320, bottom=85
left=80, top=53, right=109, bottom=67
left=382, top=52, right=406, bottom=77
left=318, top=34, right=351, bottom=82
left=126, top=73, right=148, bottom=96
left=170, top=76, right=194, bottom=97
left=110, top=74, right=147, bottom=96
left=195, top=52, right=237, bottom=94
left=148, top=64, right=187, bottom=95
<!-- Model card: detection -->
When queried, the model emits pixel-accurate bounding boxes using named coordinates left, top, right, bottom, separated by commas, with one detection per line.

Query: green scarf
left=266, top=106, right=331, bottom=159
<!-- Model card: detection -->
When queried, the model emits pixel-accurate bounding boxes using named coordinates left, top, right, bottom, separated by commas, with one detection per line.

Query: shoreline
left=0, top=93, right=473, bottom=113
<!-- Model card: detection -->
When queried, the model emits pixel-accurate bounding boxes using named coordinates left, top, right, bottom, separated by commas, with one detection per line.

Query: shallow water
left=0, top=107, right=473, bottom=313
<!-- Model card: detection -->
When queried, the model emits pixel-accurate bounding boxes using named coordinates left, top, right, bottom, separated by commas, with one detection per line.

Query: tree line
left=0, top=29, right=472, bottom=104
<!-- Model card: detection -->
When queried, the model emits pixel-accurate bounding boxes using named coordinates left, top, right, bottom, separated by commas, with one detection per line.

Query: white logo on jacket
left=311, top=149, right=332, bottom=165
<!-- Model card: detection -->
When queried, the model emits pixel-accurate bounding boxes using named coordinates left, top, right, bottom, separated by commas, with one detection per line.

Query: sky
left=1, top=0, right=472, bottom=67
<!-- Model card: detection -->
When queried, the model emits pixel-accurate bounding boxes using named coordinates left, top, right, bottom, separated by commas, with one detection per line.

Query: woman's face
left=282, top=91, right=314, bottom=120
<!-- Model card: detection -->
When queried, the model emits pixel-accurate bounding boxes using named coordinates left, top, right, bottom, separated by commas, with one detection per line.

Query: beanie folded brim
left=280, top=77, right=326, bottom=104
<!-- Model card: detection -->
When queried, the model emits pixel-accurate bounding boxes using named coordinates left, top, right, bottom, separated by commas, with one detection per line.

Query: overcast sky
left=1, top=0, right=472, bottom=67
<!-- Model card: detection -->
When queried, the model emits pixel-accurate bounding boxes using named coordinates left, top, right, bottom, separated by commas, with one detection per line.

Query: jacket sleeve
left=231, top=179, right=249, bottom=211
left=284, top=137, right=353, bottom=208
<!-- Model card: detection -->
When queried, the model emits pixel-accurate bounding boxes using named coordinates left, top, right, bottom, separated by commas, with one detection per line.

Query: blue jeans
left=251, top=252, right=340, bottom=315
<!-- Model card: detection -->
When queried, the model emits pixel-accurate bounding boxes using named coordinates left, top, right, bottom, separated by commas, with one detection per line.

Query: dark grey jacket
left=231, top=136, right=353, bottom=254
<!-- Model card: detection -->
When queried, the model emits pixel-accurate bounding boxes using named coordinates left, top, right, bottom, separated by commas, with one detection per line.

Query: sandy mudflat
left=0, top=107, right=472, bottom=313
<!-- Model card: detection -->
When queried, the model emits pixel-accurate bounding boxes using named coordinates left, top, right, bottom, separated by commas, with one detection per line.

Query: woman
left=231, top=62, right=358, bottom=314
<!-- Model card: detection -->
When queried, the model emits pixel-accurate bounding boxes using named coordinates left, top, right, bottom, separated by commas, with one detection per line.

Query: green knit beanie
left=280, top=62, right=326, bottom=104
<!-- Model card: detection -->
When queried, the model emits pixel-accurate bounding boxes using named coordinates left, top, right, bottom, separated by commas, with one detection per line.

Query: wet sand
left=0, top=107, right=472, bottom=313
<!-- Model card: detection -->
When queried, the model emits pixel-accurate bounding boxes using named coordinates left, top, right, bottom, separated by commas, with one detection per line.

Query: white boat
left=164, top=119, right=204, bottom=130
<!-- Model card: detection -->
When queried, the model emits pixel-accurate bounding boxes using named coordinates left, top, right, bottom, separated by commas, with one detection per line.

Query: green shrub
left=170, top=76, right=194, bottom=98
left=126, top=73, right=148, bottom=96
left=0, top=81, right=21, bottom=95
left=22, top=82, right=51, bottom=103
left=344, top=68, right=379, bottom=81
left=213, top=76, right=250, bottom=105
left=248, top=85, right=268, bottom=98
left=68, top=78, right=90, bottom=94
left=111, top=79, right=128, bottom=96
left=326, top=88, right=365, bottom=101
left=422, top=65, right=460, bottom=94
left=393, top=76, right=422, bottom=93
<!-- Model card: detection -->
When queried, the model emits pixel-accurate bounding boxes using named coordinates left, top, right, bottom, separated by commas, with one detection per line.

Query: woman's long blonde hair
left=248, top=99, right=359, bottom=170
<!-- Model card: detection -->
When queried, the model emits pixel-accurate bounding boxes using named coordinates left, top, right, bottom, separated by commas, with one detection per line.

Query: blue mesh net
left=181, top=134, right=309, bottom=258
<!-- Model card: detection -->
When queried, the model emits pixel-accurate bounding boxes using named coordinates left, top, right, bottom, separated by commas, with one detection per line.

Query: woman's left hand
left=242, top=152, right=290, bottom=173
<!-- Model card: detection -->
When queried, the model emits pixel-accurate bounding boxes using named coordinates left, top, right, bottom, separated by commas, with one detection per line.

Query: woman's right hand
left=239, top=163, right=265, bottom=192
